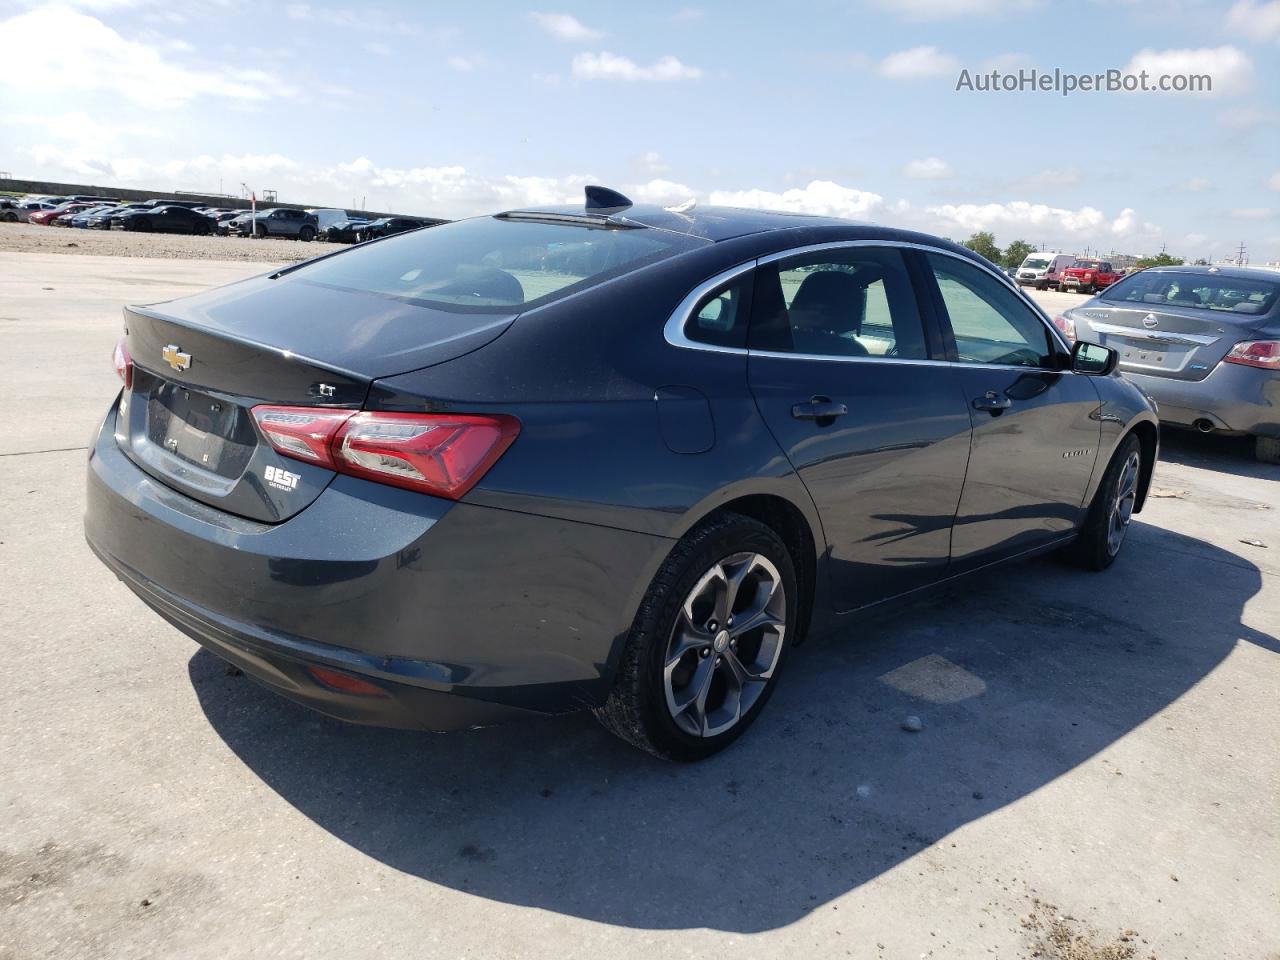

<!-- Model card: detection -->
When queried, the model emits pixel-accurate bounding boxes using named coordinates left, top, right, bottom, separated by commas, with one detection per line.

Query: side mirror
left=1071, top=340, right=1118, bottom=376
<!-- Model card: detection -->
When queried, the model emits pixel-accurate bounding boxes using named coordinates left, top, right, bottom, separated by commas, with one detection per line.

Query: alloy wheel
left=1107, top=450, right=1141, bottom=555
left=663, top=552, right=786, bottom=738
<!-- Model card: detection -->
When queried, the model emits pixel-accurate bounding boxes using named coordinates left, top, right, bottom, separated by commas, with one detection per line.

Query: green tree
left=962, top=231, right=1002, bottom=263
left=1135, top=252, right=1184, bottom=268
left=1002, top=239, right=1035, bottom=269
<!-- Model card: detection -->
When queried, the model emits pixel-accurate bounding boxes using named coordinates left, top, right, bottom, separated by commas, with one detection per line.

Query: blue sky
left=2, top=0, right=1278, bottom=261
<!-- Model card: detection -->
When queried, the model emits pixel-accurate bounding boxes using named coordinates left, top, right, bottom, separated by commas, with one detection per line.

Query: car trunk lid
left=118, top=274, right=517, bottom=522
left=1072, top=301, right=1271, bottom=381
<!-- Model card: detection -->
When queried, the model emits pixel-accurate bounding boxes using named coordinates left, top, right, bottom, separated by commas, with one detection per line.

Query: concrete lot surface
left=1, top=253, right=1277, bottom=960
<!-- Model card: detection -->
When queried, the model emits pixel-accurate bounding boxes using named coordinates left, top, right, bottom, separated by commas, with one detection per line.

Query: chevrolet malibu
left=85, top=187, right=1159, bottom=760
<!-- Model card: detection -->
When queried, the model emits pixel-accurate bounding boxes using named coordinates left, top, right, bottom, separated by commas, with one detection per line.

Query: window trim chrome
left=663, top=239, right=1074, bottom=365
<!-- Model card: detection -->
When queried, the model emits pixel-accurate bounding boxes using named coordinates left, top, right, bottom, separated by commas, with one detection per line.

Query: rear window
left=1101, top=271, right=1279, bottom=315
left=293, top=216, right=703, bottom=312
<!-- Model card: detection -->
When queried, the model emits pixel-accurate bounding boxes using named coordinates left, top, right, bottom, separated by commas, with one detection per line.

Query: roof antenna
left=584, top=185, right=633, bottom=215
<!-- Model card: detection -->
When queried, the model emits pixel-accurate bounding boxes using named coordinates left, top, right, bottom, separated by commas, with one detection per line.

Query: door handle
left=972, top=390, right=1012, bottom=413
left=791, top=396, right=848, bottom=422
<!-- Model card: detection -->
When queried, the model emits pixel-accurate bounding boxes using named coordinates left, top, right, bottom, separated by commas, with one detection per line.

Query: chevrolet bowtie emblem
left=162, top=344, right=191, bottom=372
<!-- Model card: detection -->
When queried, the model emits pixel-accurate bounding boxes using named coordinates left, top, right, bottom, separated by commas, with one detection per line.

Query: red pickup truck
left=1059, top=258, right=1122, bottom=294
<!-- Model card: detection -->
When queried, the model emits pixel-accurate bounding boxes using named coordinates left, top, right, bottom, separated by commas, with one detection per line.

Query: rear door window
left=749, top=246, right=929, bottom=359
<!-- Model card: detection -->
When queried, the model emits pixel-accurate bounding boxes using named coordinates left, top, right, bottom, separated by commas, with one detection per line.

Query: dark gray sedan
left=85, top=187, right=1158, bottom=760
left=1056, top=265, right=1279, bottom=463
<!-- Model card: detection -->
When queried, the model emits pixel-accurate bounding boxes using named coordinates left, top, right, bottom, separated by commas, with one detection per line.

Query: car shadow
left=1158, top=428, right=1276, bottom=482
left=190, top=521, right=1274, bottom=933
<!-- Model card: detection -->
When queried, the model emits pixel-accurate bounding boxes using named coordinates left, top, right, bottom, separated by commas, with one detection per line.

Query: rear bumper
left=85, top=404, right=672, bottom=730
left=1123, top=363, right=1280, bottom=437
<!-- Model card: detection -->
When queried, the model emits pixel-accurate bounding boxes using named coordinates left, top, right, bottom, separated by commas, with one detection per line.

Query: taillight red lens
left=112, top=337, right=133, bottom=389
left=1224, top=339, right=1280, bottom=370
left=334, top=412, right=520, bottom=499
left=1051, top=314, right=1077, bottom=342
left=251, top=406, right=354, bottom=466
left=251, top=406, right=520, bottom=500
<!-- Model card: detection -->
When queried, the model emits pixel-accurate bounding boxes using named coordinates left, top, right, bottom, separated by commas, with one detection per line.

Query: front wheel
left=298, top=226, right=315, bottom=242
left=1065, top=435, right=1143, bottom=570
left=255, top=224, right=268, bottom=239
left=595, top=513, right=798, bottom=760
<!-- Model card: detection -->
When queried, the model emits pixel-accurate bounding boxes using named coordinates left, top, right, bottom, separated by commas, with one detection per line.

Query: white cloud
left=709, top=180, right=885, bottom=220
left=921, top=199, right=1161, bottom=244
left=0, top=7, right=296, bottom=107
left=364, top=41, right=391, bottom=56
left=627, top=179, right=696, bottom=205
left=529, top=12, right=603, bottom=41
left=903, top=157, right=953, bottom=179
left=878, top=46, right=960, bottom=79
left=1230, top=207, right=1275, bottom=219
left=1121, top=46, right=1253, bottom=96
left=572, top=51, right=702, bottom=82
left=868, top=0, right=1042, bottom=20
left=1225, top=0, right=1280, bottom=44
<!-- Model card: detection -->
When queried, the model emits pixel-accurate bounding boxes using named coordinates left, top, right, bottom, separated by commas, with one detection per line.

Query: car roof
left=504, top=203, right=858, bottom=242
left=1141, top=264, right=1280, bottom=282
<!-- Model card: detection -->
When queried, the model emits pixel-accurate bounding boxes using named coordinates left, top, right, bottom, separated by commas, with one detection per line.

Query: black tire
left=192, top=223, right=209, bottom=236
left=595, top=512, right=799, bottom=761
left=1036, top=281, right=1046, bottom=291
left=255, top=224, right=268, bottom=239
left=299, top=226, right=315, bottom=242
left=2, top=212, right=16, bottom=222
left=1256, top=436, right=1280, bottom=465
left=134, top=220, right=151, bottom=232
left=1065, top=434, right=1143, bottom=570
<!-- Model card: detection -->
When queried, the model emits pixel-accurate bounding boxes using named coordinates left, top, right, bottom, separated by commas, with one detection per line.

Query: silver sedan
left=1053, top=265, right=1280, bottom=463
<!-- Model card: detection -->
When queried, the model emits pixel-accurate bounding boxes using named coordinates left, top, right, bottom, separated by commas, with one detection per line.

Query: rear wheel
left=1256, top=436, right=1280, bottom=465
left=1066, top=434, right=1142, bottom=570
left=192, top=222, right=209, bottom=236
left=298, top=225, right=315, bottom=242
left=134, top=220, right=151, bottom=232
left=595, top=513, right=797, bottom=761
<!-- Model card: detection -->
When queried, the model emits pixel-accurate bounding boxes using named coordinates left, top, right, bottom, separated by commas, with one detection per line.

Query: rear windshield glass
left=1100, top=271, right=1279, bottom=315
left=292, top=216, right=704, bottom=312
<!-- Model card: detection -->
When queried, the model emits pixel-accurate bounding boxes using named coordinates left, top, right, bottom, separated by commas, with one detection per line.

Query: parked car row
left=5, top=193, right=443, bottom=244
left=1014, top=252, right=1127, bottom=292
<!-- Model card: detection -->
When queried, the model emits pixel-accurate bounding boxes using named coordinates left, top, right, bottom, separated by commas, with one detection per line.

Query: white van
left=1016, top=252, right=1075, bottom=290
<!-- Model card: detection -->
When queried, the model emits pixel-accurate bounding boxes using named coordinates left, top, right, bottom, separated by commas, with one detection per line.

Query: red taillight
left=251, top=406, right=354, bottom=466
left=1051, top=314, right=1077, bottom=342
left=113, top=337, right=133, bottom=389
left=1224, top=339, right=1280, bottom=370
left=307, top=666, right=387, bottom=697
left=251, top=406, right=520, bottom=500
left=335, top=412, right=521, bottom=499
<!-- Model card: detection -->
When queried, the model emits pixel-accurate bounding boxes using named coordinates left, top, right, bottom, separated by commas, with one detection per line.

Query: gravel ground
left=0, top=221, right=316, bottom=263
